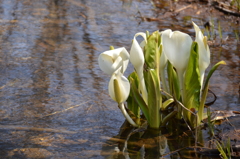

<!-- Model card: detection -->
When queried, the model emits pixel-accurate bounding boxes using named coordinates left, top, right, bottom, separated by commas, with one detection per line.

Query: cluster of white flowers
left=98, top=22, right=210, bottom=105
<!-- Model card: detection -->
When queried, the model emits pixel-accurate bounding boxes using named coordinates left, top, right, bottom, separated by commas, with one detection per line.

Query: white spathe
left=161, top=29, right=193, bottom=74
left=161, top=29, right=193, bottom=101
left=98, top=47, right=129, bottom=75
left=130, top=32, right=148, bottom=103
left=130, top=32, right=146, bottom=72
left=108, top=67, right=130, bottom=104
left=192, top=22, right=210, bottom=87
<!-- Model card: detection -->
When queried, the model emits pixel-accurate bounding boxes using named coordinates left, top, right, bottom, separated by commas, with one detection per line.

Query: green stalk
left=167, top=62, right=181, bottom=118
left=136, top=67, right=148, bottom=104
left=148, top=69, right=161, bottom=129
left=198, top=82, right=209, bottom=123
left=130, top=75, right=150, bottom=122
left=119, top=103, right=138, bottom=127
left=177, top=70, right=185, bottom=104
left=183, top=42, right=201, bottom=127
left=215, top=140, right=228, bottom=159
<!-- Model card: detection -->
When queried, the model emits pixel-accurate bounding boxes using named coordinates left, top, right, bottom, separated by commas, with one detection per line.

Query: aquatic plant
left=98, top=22, right=225, bottom=129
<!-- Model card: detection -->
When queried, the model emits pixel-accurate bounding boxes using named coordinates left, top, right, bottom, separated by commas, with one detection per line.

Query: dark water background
left=0, top=0, right=239, bottom=158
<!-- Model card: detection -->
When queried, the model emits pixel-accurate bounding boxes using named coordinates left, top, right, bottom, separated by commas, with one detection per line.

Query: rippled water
left=0, top=0, right=239, bottom=158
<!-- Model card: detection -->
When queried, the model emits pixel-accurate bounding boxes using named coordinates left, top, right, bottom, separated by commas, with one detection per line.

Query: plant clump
left=98, top=22, right=226, bottom=130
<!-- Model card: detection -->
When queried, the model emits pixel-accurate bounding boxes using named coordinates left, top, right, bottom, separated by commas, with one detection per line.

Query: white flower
left=161, top=29, right=193, bottom=75
left=108, top=67, right=130, bottom=104
left=192, top=22, right=210, bottom=87
left=98, top=47, right=129, bottom=75
left=130, top=32, right=148, bottom=103
left=161, top=29, right=193, bottom=100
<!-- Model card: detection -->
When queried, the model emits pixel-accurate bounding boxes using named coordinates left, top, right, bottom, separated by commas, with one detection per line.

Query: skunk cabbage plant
left=98, top=22, right=225, bottom=129
left=161, top=29, right=193, bottom=104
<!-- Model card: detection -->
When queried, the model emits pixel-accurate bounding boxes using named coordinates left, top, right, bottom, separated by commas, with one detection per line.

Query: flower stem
left=119, top=103, right=138, bottom=127
left=177, top=70, right=185, bottom=104
left=177, top=70, right=185, bottom=118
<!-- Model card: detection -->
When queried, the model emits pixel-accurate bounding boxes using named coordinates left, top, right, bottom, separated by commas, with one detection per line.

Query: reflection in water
left=101, top=121, right=205, bottom=159
left=30, top=0, right=67, bottom=118
left=101, top=118, right=240, bottom=159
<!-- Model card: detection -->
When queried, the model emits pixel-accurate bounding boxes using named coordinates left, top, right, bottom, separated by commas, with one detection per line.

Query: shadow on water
left=0, top=0, right=239, bottom=158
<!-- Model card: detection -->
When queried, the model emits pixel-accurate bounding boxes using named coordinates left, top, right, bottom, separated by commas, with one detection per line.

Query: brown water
left=0, top=0, right=239, bottom=158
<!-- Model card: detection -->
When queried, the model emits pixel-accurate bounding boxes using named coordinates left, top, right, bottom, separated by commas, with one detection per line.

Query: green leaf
left=162, top=98, right=174, bottom=110
left=202, top=60, right=226, bottom=94
left=147, top=69, right=161, bottom=129
left=129, top=74, right=150, bottom=122
left=216, top=140, right=228, bottom=159
left=199, top=60, right=226, bottom=122
left=144, top=31, right=160, bottom=69
left=127, top=72, right=141, bottom=118
left=183, top=42, right=201, bottom=125
left=167, top=61, right=180, bottom=100
left=226, top=138, right=231, bottom=158
left=167, top=61, right=181, bottom=118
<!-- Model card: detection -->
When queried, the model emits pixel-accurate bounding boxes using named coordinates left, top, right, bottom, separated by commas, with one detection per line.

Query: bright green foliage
left=147, top=69, right=161, bottom=129
left=129, top=74, right=150, bottom=122
left=199, top=60, right=226, bottom=122
left=215, top=137, right=232, bottom=159
left=128, top=30, right=175, bottom=129
left=215, top=140, right=229, bottom=159
left=183, top=42, right=201, bottom=127
left=167, top=61, right=180, bottom=101
left=162, top=98, right=174, bottom=110
left=127, top=72, right=141, bottom=118
left=144, top=31, right=161, bottom=69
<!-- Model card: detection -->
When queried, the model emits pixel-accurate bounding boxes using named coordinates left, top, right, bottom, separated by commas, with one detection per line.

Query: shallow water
left=0, top=0, right=239, bottom=158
